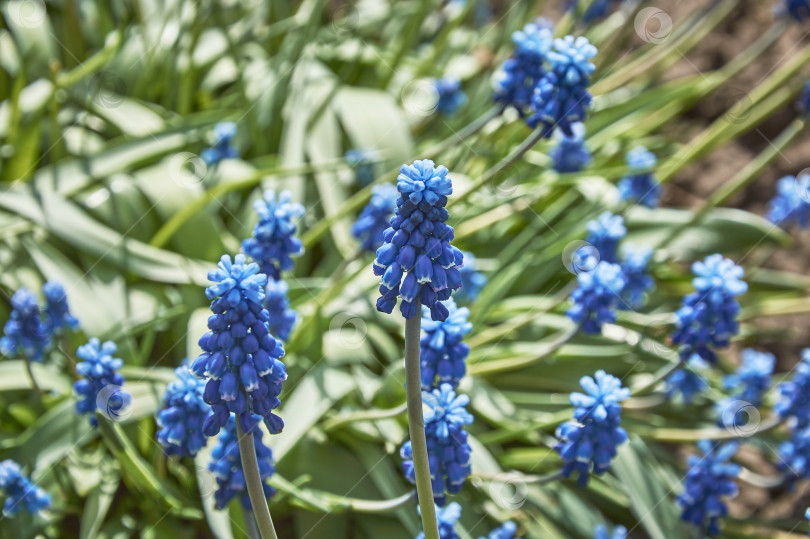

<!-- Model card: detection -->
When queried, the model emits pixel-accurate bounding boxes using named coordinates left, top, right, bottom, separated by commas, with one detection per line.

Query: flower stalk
left=236, top=422, right=278, bottom=539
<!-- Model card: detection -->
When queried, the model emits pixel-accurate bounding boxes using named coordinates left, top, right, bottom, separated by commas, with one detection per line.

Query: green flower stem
left=405, top=315, right=440, bottom=539
left=24, top=358, right=43, bottom=395
left=268, top=474, right=415, bottom=514
left=235, top=422, right=278, bottom=539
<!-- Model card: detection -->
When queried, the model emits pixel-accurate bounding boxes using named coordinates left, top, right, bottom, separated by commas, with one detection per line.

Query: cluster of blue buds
left=191, top=255, right=288, bottom=437
left=586, top=212, right=626, bottom=264
left=776, top=349, right=810, bottom=428
left=619, top=244, right=654, bottom=309
left=550, top=122, right=592, bottom=173
left=555, top=370, right=630, bottom=486
left=401, top=384, right=473, bottom=505
left=799, top=79, right=810, bottom=115
left=569, top=0, right=624, bottom=23
left=456, top=251, right=487, bottom=303
left=416, top=502, right=461, bottom=539
left=767, top=174, right=810, bottom=229
left=678, top=440, right=740, bottom=536
left=373, top=160, right=464, bottom=321
left=480, top=521, right=520, bottom=539
left=42, top=282, right=79, bottom=335
left=0, top=460, right=50, bottom=517
left=201, top=122, right=239, bottom=167
left=617, top=146, right=660, bottom=208
left=777, top=425, right=810, bottom=483
left=157, top=365, right=211, bottom=457
left=263, top=279, right=297, bottom=342
left=594, top=524, right=627, bottom=539
left=73, top=338, right=131, bottom=427
left=722, top=349, right=774, bottom=407
left=434, top=77, right=467, bottom=115
left=209, top=415, right=276, bottom=510
left=527, top=35, right=597, bottom=137
left=345, top=148, right=380, bottom=186
left=567, top=261, right=626, bottom=333
left=353, top=184, right=399, bottom=253
left=1, top=288, right=50, bottom=362
left=494, top=21, right=553, bottom=115
left=783, top=0, right=810, bottom=22
left=420, top=299, right=472, bottom=390
left=670, top=255, right=747, bottom=365
left=665, top=360, right=708, bottom=404
left=242, top=190, right=305, bottom=281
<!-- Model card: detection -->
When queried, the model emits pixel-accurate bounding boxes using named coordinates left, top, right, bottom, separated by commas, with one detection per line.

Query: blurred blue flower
left=568, top=0, right=625, bottom=22
left=401, top=384, right=473, bottom=505
left=494, top=21, right=553, bottom=115
left=594, top=524, right=627, bottom=539
left=555, top=370, right=629, bottom=486
left=42, top=281, right=79, bottom=336
left=480, top=521, right=520, bottom=539
left=201, top=122, right=239, bottom=167
left=420, top=299, right=472, bottom=390
left=783, top=0, right=810, bottom=22
left=567, top=261, right=626, bottom=334
left=550, top=123, right=592, bottom=173
left=416, top=502, right=461, bottom=539
left=776, top=349, right=810, bottom=429
left=586, top=212, right=626, bottom=264
left=242, top=190, right=305, bottom=280
left=456, top=251, right=487, bottom=303
left=0, top=460, right=50, bottom=517
left=671, top=255, right=747, bottom=364
left=666, top=360, right=708, bottom=403
left=619, top=244, right=654, bottom=309
left=345, top=148, right=380, bottom=186
left=528, top=36, right=597, bottom=137
left=723, top=349, right=774, bottom=407
left=434, top=77, right=467, bottom=115
left=777, top=424, right=810, bottom=484
left=678, top=440, right=740, bottom=536
left=373, top=160, right=464, bottom=321
left=190, top=255, right=287, bottom=438
left=617, top=146, right=660, bottom=208
left=157, top=365, right=211, bottom=457
left=352, top=183, right=398, bottom=252
left=209, top=415, right=276, bottom=510
left=74, top=338, right=131, bottom=427
left=1, top=288, right=50, bottom=362
left=768, top=174, right=810, bottom=228
left=264, top=279, right=297, bottom=342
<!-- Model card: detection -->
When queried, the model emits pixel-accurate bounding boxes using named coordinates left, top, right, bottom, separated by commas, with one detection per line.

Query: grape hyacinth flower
left=723, top=349, right=774, bottom=407
left=768, top=174, right=810, bottom=229
left=74, top=338, right=131, bottom=426
left=555, top=370, right=630, bottom=485
left=494, top=21, right=553, bottom=115
left=42, top=281, right=79, bottom=336
left=527, top=35, right=597, bottom=137
left=345, top=148, right=380, bottom=186
left=586, top=212, right=626, bottom=264
left=777, top=425, right=810, bottom=484
left=373, top=160, right=464, bottom=321
left=594, top=524, right=627, bottom=539
left=670, top=255, right=747, bottom=365
left=776, top=349, right=810, bottom=429
left=619, top=244, right=654, bottom=309
left=456, top=251, right=487, bottom=303
left=799, top=79, right=810, bottom=115
left=401, top=384, right=473, bottom=505
left=264, top=279, right=297, bottom=342
left=678, top=440, right=740, bottom=536
left=434, top=77, right=467, bottom=115
left=550, top=122, right=592, bottom=173
left=242, top=190, right=305, bottom=281
left=191, top=255, right=288, bottom=437
left=201, top=122, right=239, bottom=167
left=666, top=360, right=708, bottom=403
left=0, top=288, right=50, bottom=362
left=420, top=299, right=472, bottom=390
left=617, top=146, right=660, bottom=208
left=569, top=0, right=625, bottom=23
left=782, top=0, right=810, bottom=22
left=209, top=415, right=276, bottom=510
left=352, top=183, right=398, bottom=253
left=416, top=502, right=461, bottom=539
left=157, top=365, right=211, bottom=457
left=567, top=262, right=626, bottom=334
left=0, top=460, right=50, bottom=517
left=480, top=521, right=520, bottom=539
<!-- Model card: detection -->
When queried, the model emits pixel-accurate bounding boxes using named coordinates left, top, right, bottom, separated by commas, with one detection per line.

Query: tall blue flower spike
left=665, top=359, right=708, bottom=403
left=0, top=288, right=50, bottom=362
left=569, top=0, right=625, bottom=22
left=670, top=255, right=747, bottom=365
left=264, top=279, right=297, bottom=343
left=420, top=299, right=472, bottom=390
left=722, top=349, right=774, bottom=406
left=209, top=415, right=276, bottom=510
left=768, top=174, right=810, bottom=228
left=353, top=183, right=399, bottom=253
left=617, top=146, right=660, bottom=208
left=42, top=281, right=79, bottom=336
left=190, top=254, right=287, bottom=438
left=678, top=440, right=740, bottom=536
left=401, top=384, right=473, bottom=505
left=567, top=261, right=626, bottom=334
left=555, top=370, right=630, bottom=486
left=456, top=251, right=487, bottom=303
left=594, top=524, right=627, bottom=539
left=494, top=21, right=554, bottom=115
left=479, top=521, right=520, bottom=539
left=345, top=148, right=380, bottom=186
left=776, top=349, right=810, bottom=429
left=0, top=460, right=51, bottom=517
left=157, top=365, right=211, bottom=457
left=373, top=160, right=464, bottom=321
left=799, top=80, right=810, bottom=115
left=777, top=425, right=810, bottom=484
left=550, top=122, right=592, bottom=173
left=434, top=77, right=467, bottom=115
left=202, top=122, right=239, bottom=167
left=586, top=212, right=626, bottom=264
left=242, top=190, right=305, bottom=281
left=527, top=35, right=597, bottom=137
left=74, top=338, right=131, bottom=427
left=416, top=502, right=461, bottom=539
left=618, top=244, right=654, bottom=309
left=783, top=0, right=810, bottom=22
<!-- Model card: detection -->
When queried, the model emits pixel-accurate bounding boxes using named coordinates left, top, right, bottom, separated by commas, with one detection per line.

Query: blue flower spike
left=494, top=21, right=554, bottom=115
left=158, top=365, right=211, bottom=457
left=480, top=521, right=521, bottom=539
left=353, top=183, right=399, bottom=253
left=73, top=338, right=131, bottom=427
left=42, top=281, right=79, bottom=336
left=202, top=122, right=239, bottom=167
left=567, top=261, right=626, bottom=334
left=345, top=148, right=380, bottom=186
left=434, top=77, right=467, bottom=115
left=723, top=349, right=774, bottom=407
left=666, top=360, right=708, bottom=404
left=678, top=440, right=740, bottom=536
left=782, top=0, right=810, bottom=22
left=242, top=190, right=305, bottom=281
left=776, top=349, right=810, bottom=429
left=456, top=251, right=487, bottom=303
left=799, top=79, right=810, bottom=115
left=619, top=243, right=654, bottom=308
left=0, top=460, right=51, bottom=517
left=550, top=122, right=592, bottom=173
left=416, top=502, right=461, bottom=539
left=768, top=173, right=810, bottom=229
left=617, top=146, right=660, bottom=208
left=420, top=299, right=472, bottom=390
left=594, top=524, right=627, bottom=539
left=0, top=288, right=50, bottom=362
left=264, top=279, right=298, bottom=342
left=586, top=212, right=626, bottom=264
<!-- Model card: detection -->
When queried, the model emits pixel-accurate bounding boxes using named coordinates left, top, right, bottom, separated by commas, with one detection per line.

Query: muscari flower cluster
left=373, top=160, right=464, bottom=321
left=157, top=365, right=211, bottom=457
left=617, top=146, right=660, bottom=208
left=416, top=502, right=461, bottom=539
left=567, top=261, right=626, bottom=334
left=264, top=279, right=297, bottom=342
left=494, top=21, right=553, bottom=115
left=775, top=350, right=810, bottom=482
left=190, top=255, right=288, bottom=437
left=201, top=122, right=239, bottom=167
left=555, top=370, right=630, bottom=486
left=594, top=524, right=627, bottom=539
left=74, top=338, right=131, bottom=427
left=723, top=349, right=774, bottom=407
left=456, top=251, right=487, bottom=303
left=527, top=35, right=597, bottom=137
left=666, top=360, right=708, bottom=404
left=550, top=122, right=592, bottom=173
left=798, top=79, right=810, bottom=115
left=434, top=77, right=467, bottom=115
left=568, top=0, right=625, bottom=22
left=209, top=415, right=276, bottom=510
left=401, top=384, right=473, bottom=506
left=0, top=460, right=50, bottom=517
left=420, top=299, right=472, bottom=390
left=353, top=183, right=399, bottom=253
left=783, top=0, right=810, bottom=22
left=480, top=521, right=520, bottom=539
left=242, top=190, right=305, bottom=281
left=678, top=440, right=740, bottom=536
left=345, top=148, right=380, bottom=186
left=619, top=244, right=654, bottom=309
left=767, top=173, right=810, bottom=229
